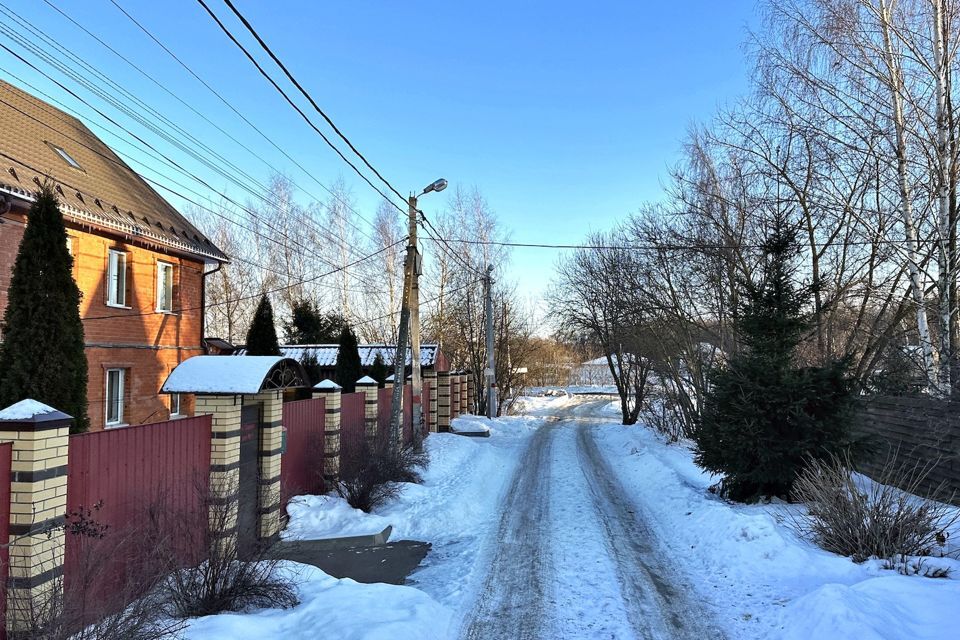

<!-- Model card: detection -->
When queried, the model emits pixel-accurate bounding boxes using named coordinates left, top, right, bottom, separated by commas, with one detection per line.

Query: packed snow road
left=460, top=399, right=724, bottom=640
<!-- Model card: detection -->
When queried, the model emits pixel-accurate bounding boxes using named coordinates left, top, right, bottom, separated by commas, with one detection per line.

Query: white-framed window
left=156, top=261, right=174, bottom=312
left=105, top=368, right=126, bottom=426
left=170, top=393, right=182, bottom=417
left=107, top=249, right=126, bottom=307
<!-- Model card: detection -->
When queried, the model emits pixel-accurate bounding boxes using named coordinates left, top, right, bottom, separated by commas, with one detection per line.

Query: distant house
left=233, top=343, right=450, bottom=383
left=572, top=356, right=616, bottom=386
left=0, top=79, right=228, bottom=430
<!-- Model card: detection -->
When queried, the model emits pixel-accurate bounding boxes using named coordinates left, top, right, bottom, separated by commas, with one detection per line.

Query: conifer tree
left=693, top=220, right=852, bottom=502
left=0, top=185, right=89, bottom=432
left=369, top=352, right=389, bottom=388
left=283, top=300, right=347, bottom=345
left=334, top=325, right=362, bottom=393
left=246, top=294, right=280, bottom=356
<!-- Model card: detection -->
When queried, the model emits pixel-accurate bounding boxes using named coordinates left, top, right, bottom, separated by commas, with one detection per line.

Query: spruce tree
left=283, top=299, right=348, bottom=344
left=693, top=221, right=852, bottom=502
left=245, top=294, right=280, bottom=356
left=0, top=185, right=89, bottom=432
left=369, top=352, right=389, bottom=388
left=334, top=325, right=362, bottom=393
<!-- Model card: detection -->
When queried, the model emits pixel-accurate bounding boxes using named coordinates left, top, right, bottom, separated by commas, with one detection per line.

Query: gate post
left=437, top=370, right=451, bottom=432
left=355, top=377, right=379, bottom=444
left=0, top=400, right=70, bottom=634
left=460, top=373, right=469, bottom=415
left=451, top=372, right=461, bottom=419
left=194, top=393, right=241, bottom=553
left=466, top=373, right=475, bottom=414
left=246, top=390, right=283, bottom=540
left=312, top=381, right=341, bottom=486
left=425, top=369, right=438, bottom=432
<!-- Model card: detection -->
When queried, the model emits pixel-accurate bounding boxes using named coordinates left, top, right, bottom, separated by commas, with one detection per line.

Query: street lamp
left=388, top=177, right=447, bottom=454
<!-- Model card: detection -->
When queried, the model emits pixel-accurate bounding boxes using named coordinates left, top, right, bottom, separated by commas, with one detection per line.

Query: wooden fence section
left=0, top=442, right=11, bottom=640
left=64, top=415, right=212, bottom=601
left=340, top=392, right=366, bottom=476
left=854, top=395, right=960, bottom=504
left=281, top=397, right=326, bottom=504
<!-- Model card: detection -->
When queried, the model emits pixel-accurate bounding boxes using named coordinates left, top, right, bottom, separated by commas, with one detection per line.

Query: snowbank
left=282, top=495, right=390, bottom=541
left=595, top=423, right=960, bottom=640
left=182, top=562, right=451, bottom=640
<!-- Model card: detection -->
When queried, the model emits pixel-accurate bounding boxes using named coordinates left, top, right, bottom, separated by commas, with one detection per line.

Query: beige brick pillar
left=467, top=373, right=476, bottom=415
left=356, top=376, right=379, bottom=443
left=246, top=390, right=283, bottom=540
left=312, top=380, right=341, bottom=486
left=0, top=400, right=70, bottom=634
left=425, top=369, right=438, bottom=433
left=437, top=371, right=451, bottom=432
left=460, top=373, right=469, bottom=415
left=194, top=393, right=241, bottom=552
left=451, top=373, right=461, bottom=419
left=384, top=374, right=395, bottom=394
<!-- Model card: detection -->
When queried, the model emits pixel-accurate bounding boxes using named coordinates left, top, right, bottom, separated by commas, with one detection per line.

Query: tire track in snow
left=460, top=422, right=555, bottom=640
left=575, top=410, right=725, bottom=639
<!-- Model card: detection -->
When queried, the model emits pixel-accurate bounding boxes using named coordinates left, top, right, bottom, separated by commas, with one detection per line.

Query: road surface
left=460, top=399, right=724, bottom=640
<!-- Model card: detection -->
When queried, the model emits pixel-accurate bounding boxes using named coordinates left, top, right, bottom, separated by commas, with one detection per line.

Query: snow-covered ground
left=595, top=413, right=960, bottom=640
left=183, top=397, right=567, bottom=639
left=184, top=395, right=960, bottom=639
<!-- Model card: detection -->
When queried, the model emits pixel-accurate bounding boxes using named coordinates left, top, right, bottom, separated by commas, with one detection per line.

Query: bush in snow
left=693, top=221, right=854, bottom=502
left=337, top=438, right=428, bottom=512
left=162, top=483, right=297, bottom=618
left=790, top=452, right=958, bottom=574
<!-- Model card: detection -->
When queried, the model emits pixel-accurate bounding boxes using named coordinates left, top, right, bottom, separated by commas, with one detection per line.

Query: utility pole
left=388, top=179, right=446, bottom=455
left=485, top=264, right=498, bottom=418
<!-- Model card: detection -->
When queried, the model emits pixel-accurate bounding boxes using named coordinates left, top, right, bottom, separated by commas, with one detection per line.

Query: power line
left=217, top=0, right=408, bottom=206
left=0, top=15, right=379, bottom=265
left=186, top=0, right=407, bottom=215
left=0, top=61, right=384, bottom=291
left=81, top=238, right=408, bottom=321
left=434, top=236, right=926, bottom=251
left=419, top=213, right=487, bottom=278
left=40, top=0, right=383, bottom=244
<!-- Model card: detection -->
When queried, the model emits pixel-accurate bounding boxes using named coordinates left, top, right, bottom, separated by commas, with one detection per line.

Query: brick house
left=0, top=79, right=227, bottom=430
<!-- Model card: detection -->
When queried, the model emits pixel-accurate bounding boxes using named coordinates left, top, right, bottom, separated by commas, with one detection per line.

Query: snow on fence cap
left=356, top=376, right=377, bottom=385
left=0, top=399, right=71, bottom=422
left=314, top=379, right=342, bottom=390
left=162, top=355, right=305, bottom=394
left=385, top=374, right=395, bottom=382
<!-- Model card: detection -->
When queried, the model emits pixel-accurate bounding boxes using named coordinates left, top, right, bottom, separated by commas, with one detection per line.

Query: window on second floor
left=107, top=249, right=127, bottom=307
left=157, top=261, right=174, bottom=312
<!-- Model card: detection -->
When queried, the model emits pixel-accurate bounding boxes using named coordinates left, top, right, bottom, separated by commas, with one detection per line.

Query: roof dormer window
left=46, top=142, right=83, bottom=171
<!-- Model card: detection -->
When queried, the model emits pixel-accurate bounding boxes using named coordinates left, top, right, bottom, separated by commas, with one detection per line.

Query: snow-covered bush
left=163, top=484, right=297, bottom=618
left=337, top=440, right=428, bottom=512
left=790, top=453, right=958, bottom=574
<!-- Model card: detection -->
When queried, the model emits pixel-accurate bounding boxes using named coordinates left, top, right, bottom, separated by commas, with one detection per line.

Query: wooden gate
left=238, top=404, right=261, bottom=557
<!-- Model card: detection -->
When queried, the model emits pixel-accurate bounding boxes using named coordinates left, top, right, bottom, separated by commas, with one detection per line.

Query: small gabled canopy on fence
left=161, top=355, right=309, bottom=395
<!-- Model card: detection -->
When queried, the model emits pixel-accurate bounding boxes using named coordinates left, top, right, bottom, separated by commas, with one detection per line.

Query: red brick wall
left=1, top=206, right=207, bottom=430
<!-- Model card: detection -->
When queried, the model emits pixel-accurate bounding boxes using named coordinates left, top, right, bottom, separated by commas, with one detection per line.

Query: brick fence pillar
left=460, top=373, right=469, bottom=415
left=245, top=390, right=283, bottom=540
left=0, top=400, right=70, bottom=635
left=451, top=372, right=461, bottom=419
left=194, top=393, right=241, bottom=552
left=466, top=373, right=475, bottom=415
left=437, top=371, right=451, bottom=433
left=384, top=374, right=395, bottom=395
left=312, top=381, right=341, bottom=486
left=356, top=377, right=379, bottom=443
left=425, top=369, right=438, bottom=432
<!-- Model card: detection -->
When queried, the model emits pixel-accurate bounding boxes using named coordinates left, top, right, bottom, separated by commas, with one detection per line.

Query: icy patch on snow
left=0, top=399, right=57, bottom=420
left=182, top=561, right=451, bottom=640
left=594, top=422, right=960, bottom=640
left=281, top=495, right=390, bottom=541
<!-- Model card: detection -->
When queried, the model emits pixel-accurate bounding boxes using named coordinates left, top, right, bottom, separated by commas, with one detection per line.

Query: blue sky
left=0, top=0, right=759, bottom=302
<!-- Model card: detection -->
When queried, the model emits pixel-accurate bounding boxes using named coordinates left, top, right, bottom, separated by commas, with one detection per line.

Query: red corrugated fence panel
left=281, top=397, right=326, bottom=504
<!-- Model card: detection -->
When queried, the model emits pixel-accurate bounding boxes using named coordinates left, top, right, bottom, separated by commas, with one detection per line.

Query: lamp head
left=422, top=178, right=448, bottom=195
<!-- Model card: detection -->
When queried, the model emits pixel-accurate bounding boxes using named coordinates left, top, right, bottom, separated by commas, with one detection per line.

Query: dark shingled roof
left=0, top=79, right=227, bottom=262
